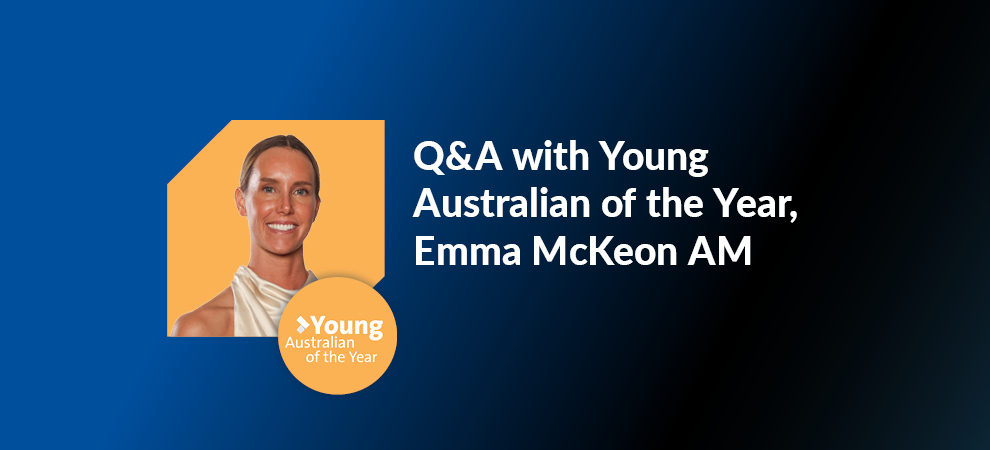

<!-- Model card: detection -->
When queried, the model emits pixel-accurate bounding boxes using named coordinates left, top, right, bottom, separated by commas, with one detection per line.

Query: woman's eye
left=262, top=187, right=275, bottom=193
left=295, top=189, right=309, bottom=195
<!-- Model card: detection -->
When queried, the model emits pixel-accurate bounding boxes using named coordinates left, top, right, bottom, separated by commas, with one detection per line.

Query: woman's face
left=236, top=147, right=320, bottom=256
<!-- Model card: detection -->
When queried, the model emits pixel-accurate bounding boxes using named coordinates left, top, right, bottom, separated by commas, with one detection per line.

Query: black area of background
left=650, top=2, right=990, bottom=448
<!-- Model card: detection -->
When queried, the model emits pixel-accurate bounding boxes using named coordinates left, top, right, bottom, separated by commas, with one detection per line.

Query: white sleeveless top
left=231, top=266, right=317, bottom=337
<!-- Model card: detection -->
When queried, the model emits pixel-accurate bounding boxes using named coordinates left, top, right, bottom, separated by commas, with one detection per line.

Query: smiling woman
left=171, top=135, right=322, bottom=337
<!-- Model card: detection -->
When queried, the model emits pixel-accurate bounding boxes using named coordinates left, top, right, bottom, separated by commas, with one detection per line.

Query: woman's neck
left=247, top=247, right=309, bottom=290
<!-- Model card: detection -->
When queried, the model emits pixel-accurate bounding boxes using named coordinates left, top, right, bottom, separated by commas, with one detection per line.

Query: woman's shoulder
left=171, top=288, right=234, bottom=337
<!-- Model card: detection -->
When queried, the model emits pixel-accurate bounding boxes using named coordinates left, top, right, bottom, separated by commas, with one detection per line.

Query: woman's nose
left=278, top=193, right=293, bottom=214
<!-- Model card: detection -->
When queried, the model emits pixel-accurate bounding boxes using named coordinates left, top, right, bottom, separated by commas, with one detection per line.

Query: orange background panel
left=167, top=120, right=384, bottom=335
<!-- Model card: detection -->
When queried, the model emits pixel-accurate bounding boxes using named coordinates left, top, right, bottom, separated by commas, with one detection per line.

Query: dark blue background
left=5, top=1, right=989, bottom=448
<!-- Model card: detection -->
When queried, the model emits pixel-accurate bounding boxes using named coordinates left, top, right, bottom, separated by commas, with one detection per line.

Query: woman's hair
left=240, top=135, right=321, bottom=199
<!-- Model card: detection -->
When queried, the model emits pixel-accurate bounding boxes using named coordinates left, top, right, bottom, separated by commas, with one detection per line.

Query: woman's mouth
left=267, top=223, right=298, bottom=232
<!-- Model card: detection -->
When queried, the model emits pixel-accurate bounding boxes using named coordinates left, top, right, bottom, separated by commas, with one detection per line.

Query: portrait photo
left=167, top=120, right=384, bottom=337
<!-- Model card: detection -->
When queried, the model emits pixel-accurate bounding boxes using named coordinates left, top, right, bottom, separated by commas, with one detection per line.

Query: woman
left=172, top=135, right=321, bottom=337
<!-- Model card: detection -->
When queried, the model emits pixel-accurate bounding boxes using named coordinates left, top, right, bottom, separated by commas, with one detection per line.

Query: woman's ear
left=235, top=187, right=247, bottom=217
left=313, top=197, right=321, bottom=223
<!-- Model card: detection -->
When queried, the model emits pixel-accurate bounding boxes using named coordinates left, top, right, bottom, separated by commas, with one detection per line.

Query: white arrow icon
left=296, top=316, right=309, bottom=333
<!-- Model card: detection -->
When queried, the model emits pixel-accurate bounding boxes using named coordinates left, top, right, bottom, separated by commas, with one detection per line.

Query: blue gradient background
left=4, top=1, right=989, bottom=448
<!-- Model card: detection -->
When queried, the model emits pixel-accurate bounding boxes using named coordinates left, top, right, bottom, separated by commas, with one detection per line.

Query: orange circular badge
left=278, top=277, right=397, bottom=394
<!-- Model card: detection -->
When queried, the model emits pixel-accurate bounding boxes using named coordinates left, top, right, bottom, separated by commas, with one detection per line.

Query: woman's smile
left=267, top=222, right=299, bottom=233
